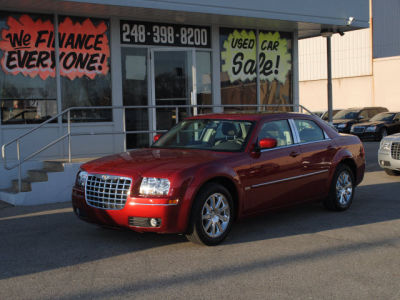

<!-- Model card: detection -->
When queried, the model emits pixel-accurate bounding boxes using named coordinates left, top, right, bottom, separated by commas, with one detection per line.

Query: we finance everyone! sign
left=221, top=30, right=291, bottom=84
left=0, top=14, right=110, bottom=80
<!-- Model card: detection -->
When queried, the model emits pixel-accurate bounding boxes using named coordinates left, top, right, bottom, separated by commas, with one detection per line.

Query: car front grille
left=85, top=174, right=132, bottom=210
left=352, top=127, right=365, bottom=133
left=392, top=142, right=400, bottom=160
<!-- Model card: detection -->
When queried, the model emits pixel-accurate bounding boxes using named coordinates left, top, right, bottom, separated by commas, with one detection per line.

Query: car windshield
left=333, top=109, right=359, bottom=120
left=370, top=112, right=395, bottom=122
left=152, top=119, right=254, bottom=152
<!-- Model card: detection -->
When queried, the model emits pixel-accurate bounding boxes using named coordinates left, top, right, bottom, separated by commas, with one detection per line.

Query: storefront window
left=259, top=31, right=292, bottom=110
left=59, top=16, right=111, bottom=122
left=220, top=28, right=257, bottom=110
left=0, top=12, right=56, bottom=124
left=0, top=12, right=112, bottom=124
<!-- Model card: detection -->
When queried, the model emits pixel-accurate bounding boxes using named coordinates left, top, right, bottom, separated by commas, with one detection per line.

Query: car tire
left=384, top=168, right=400, bottom=176
left=323, top=164, right=355, bottom=211
left=186, top=183, right=234, bottom=246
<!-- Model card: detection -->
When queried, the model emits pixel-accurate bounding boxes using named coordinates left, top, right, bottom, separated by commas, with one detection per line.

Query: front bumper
left=72, top=187, right=187, bottom=234
left=378, top=151, right=400, bottom=171
left=351, top=131, right=378, bottom=139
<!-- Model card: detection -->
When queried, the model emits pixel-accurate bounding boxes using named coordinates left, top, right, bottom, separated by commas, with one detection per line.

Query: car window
left=259, top=120, right=293, bottom=147
left=333, top=109, right=359, bottom=119
left=359, top=110, right=369, bottom=119
left=294, top=119, right=325, bottom=143
left=153, top=119, right=253, bottom=152
left=370, top=112, right=395, bottom=122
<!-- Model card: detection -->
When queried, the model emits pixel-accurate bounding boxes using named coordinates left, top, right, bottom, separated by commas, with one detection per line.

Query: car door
left=242, top=119, right=303, bottom=214
left=292, top=118, right=338, bottom=203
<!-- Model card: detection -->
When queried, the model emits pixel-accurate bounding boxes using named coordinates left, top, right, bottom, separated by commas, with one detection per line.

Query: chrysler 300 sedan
left=72, top=113, right=365, bottom=245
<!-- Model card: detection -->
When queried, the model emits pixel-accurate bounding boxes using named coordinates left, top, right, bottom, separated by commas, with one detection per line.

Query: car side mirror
left=153, top=134, right=162, bottom=143
left=259, top=138, right=277, bottom=149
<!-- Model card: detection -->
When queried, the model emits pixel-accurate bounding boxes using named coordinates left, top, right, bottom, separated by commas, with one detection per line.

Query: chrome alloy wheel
left=336, top=170, right=353, bottom=206
left=201, top=193, right=230, bottom=238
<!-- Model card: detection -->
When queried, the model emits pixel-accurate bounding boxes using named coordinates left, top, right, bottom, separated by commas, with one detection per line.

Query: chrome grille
left=352, top=127, right=365, bottom=133
left=391, top=142, right=400, bottom=160
left=85, top=174, right=132, bottom=210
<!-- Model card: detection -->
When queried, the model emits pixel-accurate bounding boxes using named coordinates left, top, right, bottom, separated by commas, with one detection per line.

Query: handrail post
left=17, top=139, right=21, bottom=193
left=175, top=107, right=179, bottom=124
left=67, top=110, right=71, bottom=163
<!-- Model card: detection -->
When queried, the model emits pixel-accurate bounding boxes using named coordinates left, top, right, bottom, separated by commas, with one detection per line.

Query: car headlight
left=380, top=140, right=391, bottom=151
left=76, top=170, right=88, bottom=187
left=365, top=126, right=377, bottom=132
left=139, top=177, right=170, bottom=196
left=338, top=124, right=347, bottom=129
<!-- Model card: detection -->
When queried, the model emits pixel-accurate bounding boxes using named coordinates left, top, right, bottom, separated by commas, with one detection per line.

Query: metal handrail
left=1, top=103, right=312, bottom=192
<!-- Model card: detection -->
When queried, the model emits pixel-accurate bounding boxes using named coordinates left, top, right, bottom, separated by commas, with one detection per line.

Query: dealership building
left=0, top=0, right=369, bottom=204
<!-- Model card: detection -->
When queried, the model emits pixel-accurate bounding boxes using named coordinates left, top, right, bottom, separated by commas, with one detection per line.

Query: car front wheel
left=186, top=183, right=234, bottom=246
left=324, top=164, right=355, bottom=211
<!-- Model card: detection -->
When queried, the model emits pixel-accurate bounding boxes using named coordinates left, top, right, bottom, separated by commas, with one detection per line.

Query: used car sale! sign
left=221, top=30, right=291, bottom=84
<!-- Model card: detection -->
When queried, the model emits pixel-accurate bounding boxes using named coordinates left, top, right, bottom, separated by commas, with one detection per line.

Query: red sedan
left=72, top=112, right=365, bottom=245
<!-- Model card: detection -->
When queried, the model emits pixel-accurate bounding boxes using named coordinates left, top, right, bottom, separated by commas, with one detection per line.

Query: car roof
left=342, top=107, right=387, bottom=110
left=187, top=112, right=312, bottom=122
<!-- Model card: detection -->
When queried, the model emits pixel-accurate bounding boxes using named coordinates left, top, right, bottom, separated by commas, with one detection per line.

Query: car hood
left=354, top=121, right=385, bottom=127
left=382, top=132, right=400, bottom=141
left=333, top=119, right=354, bottom=125
left=80, top=148, right=232, bottom=177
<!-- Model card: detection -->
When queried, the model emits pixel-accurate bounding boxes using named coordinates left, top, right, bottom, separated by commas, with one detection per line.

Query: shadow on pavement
left=0, top=177, right=399, bottom=280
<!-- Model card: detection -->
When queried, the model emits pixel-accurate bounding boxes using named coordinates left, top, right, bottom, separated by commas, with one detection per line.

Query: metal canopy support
left=324, top=33, right=333, bottom=124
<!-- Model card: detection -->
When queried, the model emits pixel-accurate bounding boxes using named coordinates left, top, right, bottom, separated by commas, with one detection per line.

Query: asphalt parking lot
left=0, top=142, right=399, bottom=299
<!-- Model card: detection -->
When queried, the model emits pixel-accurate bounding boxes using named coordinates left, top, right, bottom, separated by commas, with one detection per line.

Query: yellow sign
left=221, top=30, right=291, bottom=83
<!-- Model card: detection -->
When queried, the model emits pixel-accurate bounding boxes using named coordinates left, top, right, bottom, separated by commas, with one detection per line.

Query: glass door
left=121, top=47, right=151, bottom=149
left=150, top=49, right=196, bottom=132
left=122, top=48, right=212, bottom=148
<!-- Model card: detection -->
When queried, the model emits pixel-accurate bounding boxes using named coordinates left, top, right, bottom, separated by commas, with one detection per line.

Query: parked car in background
left=312, top=110, right=341, bottom=121
left=378, top=133, right=400, bottom=176
left=332, top=107, right=388, bottom=133
left=351, top=112, right=400, bottom=140
left=312, top=111, right=324, bottom=118
left=72, top=113, right=365, bottom=245
left=321, top=109, right=341, bottom=121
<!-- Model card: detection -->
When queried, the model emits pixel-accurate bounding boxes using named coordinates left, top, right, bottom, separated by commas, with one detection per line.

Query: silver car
left=378, top=133, right=400, bottom=176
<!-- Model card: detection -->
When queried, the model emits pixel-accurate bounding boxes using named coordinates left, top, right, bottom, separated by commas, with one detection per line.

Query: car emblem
left=101, top=175, right=109, bottom=181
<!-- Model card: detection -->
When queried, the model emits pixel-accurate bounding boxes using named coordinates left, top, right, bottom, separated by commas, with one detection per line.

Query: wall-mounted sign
left=120, top=20, right=211, bottom=48
left=221, top=30, right=291, bottom=83
left=0, top=14, right=110, bottom=80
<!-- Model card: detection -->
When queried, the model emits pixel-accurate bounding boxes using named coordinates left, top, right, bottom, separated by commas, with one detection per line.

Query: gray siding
left=373, top=0, right=400, bottom=58
left=68, top=0, right=369, bottom=28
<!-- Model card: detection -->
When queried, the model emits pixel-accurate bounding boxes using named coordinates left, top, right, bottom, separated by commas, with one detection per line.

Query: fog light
left=150, top=218, right=161, bottom=227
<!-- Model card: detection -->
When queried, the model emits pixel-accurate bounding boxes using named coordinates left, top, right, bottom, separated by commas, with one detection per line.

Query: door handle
left=327, top=145, right=334, bottom=150
left=289, top=151, right=300, bottom=157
